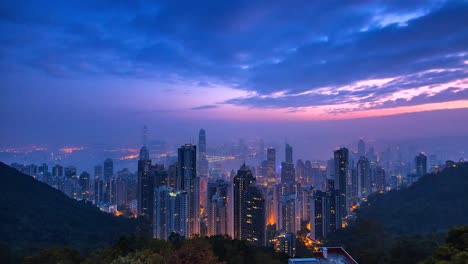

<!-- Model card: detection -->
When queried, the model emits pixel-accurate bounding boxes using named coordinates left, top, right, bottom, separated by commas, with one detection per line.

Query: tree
left=171, top=238, right=220, bottom=264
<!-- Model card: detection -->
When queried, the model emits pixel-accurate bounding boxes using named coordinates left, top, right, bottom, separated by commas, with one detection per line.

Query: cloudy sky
left=1, top=0, right=467, bottom=151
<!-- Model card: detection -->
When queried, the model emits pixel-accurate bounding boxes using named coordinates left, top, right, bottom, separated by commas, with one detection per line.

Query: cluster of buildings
left=11, top=130, right=457, bottom=258
left=11, top=158, right=138, bottom=215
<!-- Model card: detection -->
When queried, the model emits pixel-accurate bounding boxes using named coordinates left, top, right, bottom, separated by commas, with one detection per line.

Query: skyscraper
left=356, top=157, right=370, bottom=199
left=281, top=193, right=297, bottom=233
left=94, top=165, right=103, bottom=204
left=267, top=147, right=276, bottom=184
left=104, top=158, right=113, bottom=179
left=198, top=129, right=208, bottom=178
left=358, top=139, right=366, bottom=157
left=334, top=147, right=349, bottom=226
left=281, top=143, right=296, bottom=195
left=206, top=180, right=230, bottom=236
left=52, top=165, right=63, bottom=177
left=285, top=143, right=293, bottom=163
left=177, top=144, right=200, bottom=236
left=102, top=159, right=114, bottom=204
left=77, top=171, right=89, bottom=200
left=310, top=190, right=327, bottom=240
left=153, top=186, right=188, bottom=239
left=137, top=146, right=153, bottom=221
left=375, top=166, right=386, bottom=193
left=233, top=163, right=265, bottom=246
left=415, top=153, right=427, bottom=176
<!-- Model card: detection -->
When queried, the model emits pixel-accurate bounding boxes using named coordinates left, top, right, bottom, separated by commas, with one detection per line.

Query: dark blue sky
left=1, top=0, right=467, bottom=148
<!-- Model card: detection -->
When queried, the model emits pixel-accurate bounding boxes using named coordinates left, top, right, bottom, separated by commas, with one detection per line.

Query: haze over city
left=1, top=1, right=468, bottom=263
left=1, top=0, right=468, bottom=153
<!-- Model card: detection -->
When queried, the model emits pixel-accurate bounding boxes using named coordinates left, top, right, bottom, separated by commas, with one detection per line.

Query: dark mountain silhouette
left=0, top=162, right=137, bottom=256
left=358, top=161, right=468, bottom=234
left=328, top=162, right=468, bottom=263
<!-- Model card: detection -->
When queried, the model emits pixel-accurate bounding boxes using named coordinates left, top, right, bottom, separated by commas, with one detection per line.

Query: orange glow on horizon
left=119, top=154, right=139, bottom=160
left=59, top=147, right=85, bottom=154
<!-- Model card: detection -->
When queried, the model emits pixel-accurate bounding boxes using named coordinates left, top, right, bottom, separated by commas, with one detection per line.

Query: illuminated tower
left=198, top=129, right=208, bottom=177
left=357, top=157, right=370, bottom=199
left=334, top=147, right=349, bottom=226
left=281, top=143, right=295, bottom=195
left=137, top=146, right=153, bottom=219
left=177, top=144, right=200, bottom=235
left=233, top=163, right=265, bottom=246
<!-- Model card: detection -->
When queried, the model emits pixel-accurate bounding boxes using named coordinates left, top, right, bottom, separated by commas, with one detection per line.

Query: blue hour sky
left=1, top=0, right=467, bottom=150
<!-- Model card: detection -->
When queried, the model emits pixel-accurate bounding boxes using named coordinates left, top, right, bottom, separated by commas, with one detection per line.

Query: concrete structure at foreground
left=289, top=247, right=358, bottom=264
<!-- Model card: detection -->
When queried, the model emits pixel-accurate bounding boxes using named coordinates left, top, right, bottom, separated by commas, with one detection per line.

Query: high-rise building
left=415, top=153, right=427, bottom=176
left=296, top=159, right=305, bottom=184
left=94, top=165, right=103, bottom=204
left=271, top=231, right=296, bottom=257
left=64, top=166, right=77, bottom=179
left=281, top=162, right=296, bottom=194
left=281, top=144, right=296, bottom=195
left=375, top=166, right=386, bottom=193
left=206, top=180, right=230, bottom=236
left=285, top=143, right=293, bottom=163
left=78, top=171, right=90, bottom=200
left=198, top=129, right=209, bottom=178
left=177, top=144, right=200, bottom=236
left=356, top=157, right=370, bottom=199
left=39, top=163, right=49, bottom=178
left=333, top=147, right=349, bottom=226
left=267, top=148, right=276, bottom=184
left=115, top=175, right=127, bottom=206
left=137, top=146, right=153, bottom=222
left=358, top=139, right=365, bottom=157
left=281, top=193, right=297, bottom=233
left=310, top=190, right=327, bottom=240
left=153, top=186, right=188, bottom=239
left=52, top=165, right=63, bottom=177
left=104, top=158, right=114, bottom=180
left=233, top=164, right=265, bottom=246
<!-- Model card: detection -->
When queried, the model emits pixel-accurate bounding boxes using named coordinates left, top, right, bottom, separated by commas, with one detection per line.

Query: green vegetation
left=0, top=162, right=138, bottom=260
left=422, top=225, right=468, bottom=264
left=23, top=235, right=288, bottom=264
left=327, top=162, right=468, bottom=263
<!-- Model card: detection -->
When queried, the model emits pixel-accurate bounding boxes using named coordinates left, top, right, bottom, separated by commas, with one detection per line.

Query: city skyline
left=1, top=0, right=468, bottom=148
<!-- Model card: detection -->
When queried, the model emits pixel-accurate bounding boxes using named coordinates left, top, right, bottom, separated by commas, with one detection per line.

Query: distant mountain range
left=0, top=162, right=137, bottom=257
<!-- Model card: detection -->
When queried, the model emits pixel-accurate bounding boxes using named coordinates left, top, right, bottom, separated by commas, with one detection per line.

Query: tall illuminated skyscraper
left=78, top=171, right=90, bottom=200
left=94, top=165, right=103, bottom=204
left=177, top=144, right=200, bottom=235
left=334, top=147, right=349, bottom=226
left=281, top=143, right=295, bottom=194
left=233, top=163, right=265, bottom=246
left=198, top=129, right=208, bottom=178
left=357, top=157, right=370, bottom=199
left=281, top=193, right=296, bottom=233
left=137, top=145, right=153, bottom=220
